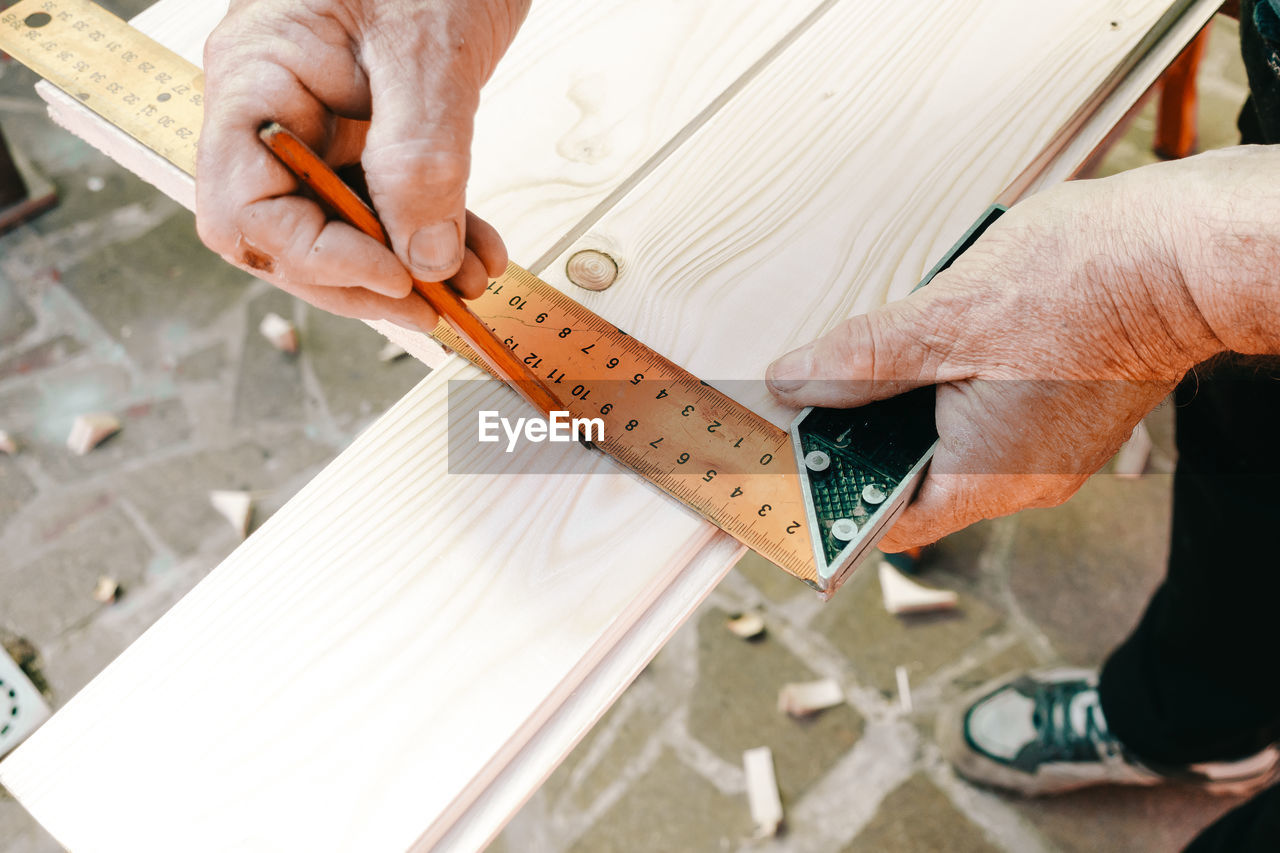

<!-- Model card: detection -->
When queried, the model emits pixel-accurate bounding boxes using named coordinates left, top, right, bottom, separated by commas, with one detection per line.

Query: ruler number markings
left=473, top=272, right=807, bottom=559
left=1, top=0, right=201, bottom=172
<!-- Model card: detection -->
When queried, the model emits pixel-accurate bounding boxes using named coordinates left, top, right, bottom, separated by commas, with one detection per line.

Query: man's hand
left=197, top=0, right=529, bottom=330
left=766, top=173, right=1227, bottom=552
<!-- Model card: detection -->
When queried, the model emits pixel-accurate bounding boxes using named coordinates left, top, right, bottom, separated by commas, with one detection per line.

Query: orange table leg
left=1154, top=25, right=1210, bottom=160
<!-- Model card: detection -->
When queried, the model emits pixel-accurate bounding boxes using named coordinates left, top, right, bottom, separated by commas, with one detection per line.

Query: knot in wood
left=565, top=249, right=618, bottom=291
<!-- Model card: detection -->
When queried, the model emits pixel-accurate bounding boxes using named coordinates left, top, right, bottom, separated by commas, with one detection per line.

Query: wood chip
left=777, top=677, right=844, bottom=717
left=209, top=490, right=254, bottom=539
left=743, top=746, right=783, bottom=838
left=1113, top=420, right=1152, bottom=478
left=377, top=341, right=408, bottom=362
left=66, top=412, right=121, bottom=456
left=0, top=430, right=18, bottom=455
left=258, top=312, right=298, bottom=353
left=879, top=561, right=958, bottom=615
left=93, top=576, right=120, bottom=604
left=725, top=611, right=766, bottom=640
left=895, top=665, right=913, bottom=714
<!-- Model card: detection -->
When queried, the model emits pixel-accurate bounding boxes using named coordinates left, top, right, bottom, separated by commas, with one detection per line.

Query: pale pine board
left=540, top=0, right=1209, bottom=426
left=43, top=0, right=829, bottom=364
left=1024, top=0, right=1219, bottom=195
left=128, top=0, right=832, bottom=261
left=1, top=0, right=1204, bottom=851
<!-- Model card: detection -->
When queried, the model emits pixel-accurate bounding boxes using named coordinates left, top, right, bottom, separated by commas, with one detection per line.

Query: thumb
left=766, top=297, right=958, bottom=408
left=360, top=51, right=479, bottom=283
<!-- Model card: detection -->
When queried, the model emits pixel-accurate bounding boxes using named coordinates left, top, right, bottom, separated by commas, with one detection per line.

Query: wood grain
left=540, top=0, right=1213, bottom=431
left=40, top=0, right=833, bottom=366
left=1, top=0, right=1209, bottom=851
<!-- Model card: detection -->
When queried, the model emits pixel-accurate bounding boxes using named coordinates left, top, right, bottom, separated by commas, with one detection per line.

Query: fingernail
left=409, top=222, right=462, bottom=278
left=767, top=345, right=813, bottom=394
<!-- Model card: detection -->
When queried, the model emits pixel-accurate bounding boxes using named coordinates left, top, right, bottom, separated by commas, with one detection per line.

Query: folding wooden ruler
left=0, top=0, right=1002, bottom=594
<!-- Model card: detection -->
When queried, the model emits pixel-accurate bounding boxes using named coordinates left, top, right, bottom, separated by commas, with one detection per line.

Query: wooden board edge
left=1027, top=0, right=1221, bottom=191
left=39, top=81, right=195, bottom=209
left=425, top=533, right=744, bottom=852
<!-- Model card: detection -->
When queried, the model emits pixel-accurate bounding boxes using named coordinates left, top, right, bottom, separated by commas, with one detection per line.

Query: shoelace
left=1031, top=680, right=1123, bottom=762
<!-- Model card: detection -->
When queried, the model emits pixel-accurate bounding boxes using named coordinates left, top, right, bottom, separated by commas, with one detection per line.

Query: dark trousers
left=1096, top=3, right=1280, bottom=849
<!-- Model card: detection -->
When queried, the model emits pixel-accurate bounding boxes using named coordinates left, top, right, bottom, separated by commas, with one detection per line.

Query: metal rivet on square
left=0, top=649, right=50, bottom=759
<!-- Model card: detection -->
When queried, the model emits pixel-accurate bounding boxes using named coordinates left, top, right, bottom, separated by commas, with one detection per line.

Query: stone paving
left=0, top=9, right=1254, bottom=853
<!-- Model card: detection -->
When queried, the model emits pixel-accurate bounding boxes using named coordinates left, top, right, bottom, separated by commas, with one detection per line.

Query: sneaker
left=937, top=667, right=1280, bottom=797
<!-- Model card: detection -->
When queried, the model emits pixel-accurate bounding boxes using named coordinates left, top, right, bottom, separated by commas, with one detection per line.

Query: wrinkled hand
left=766, top=176, right=1222, bottom=551
left=197, top=0, right=529, bottom=330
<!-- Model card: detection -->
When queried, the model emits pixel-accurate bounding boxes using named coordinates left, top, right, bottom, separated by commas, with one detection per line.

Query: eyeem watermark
left=478, top=410, right=605, bottom=453
left=449, top=378, right=1183, bottom=476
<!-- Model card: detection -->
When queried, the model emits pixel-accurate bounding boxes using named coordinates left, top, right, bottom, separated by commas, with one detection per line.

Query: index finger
left=196, top=59, right=411, bottom=300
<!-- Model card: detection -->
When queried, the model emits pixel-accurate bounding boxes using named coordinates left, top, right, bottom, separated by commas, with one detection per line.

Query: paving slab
left=566, top=750, right=749, bottom=853
left=175, top=342, right=227, bottom=383
left=0, top=357, right=195, bottom=482
left=0, top=456, right=37, bottom=533
left=732, top=550, right=812, bottom=606
left=24, top=153, right=173, bottom=239
left=0, top=335, right=87, bottom=384
left=533, top=662, right=672, bottom=813
left=0, top=797, right=59, bottom=853
left=0, top=504, right=150, bottom=645
left=951, top=640, right=1043, bottom=694
left=59, top=214, right=250, bottom=368
left=302, top=306, right=429, bottom=432
left=812, top=563, right=1003, bottom=694
left=1, top=488, right=114, bottom=558
left=0, top=277, right=35, bottom=348
left=911, top=521, right=997, bottom=595
left=688, top=607, right=863, bottom=803
left=236, top=290, right=306, bottom=427
left=1006, top=474, right=1172, bottom=666
left=36, top=395, right=191, bottom=484
left=567, top=704, right=667, bottom=813
left=842, top=773, right=1000, bottom=853
left=116, top=433, right=333, bottom=555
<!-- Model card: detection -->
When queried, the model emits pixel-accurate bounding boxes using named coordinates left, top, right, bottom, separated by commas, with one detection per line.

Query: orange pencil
left=258, top=122, right=560, bottom=418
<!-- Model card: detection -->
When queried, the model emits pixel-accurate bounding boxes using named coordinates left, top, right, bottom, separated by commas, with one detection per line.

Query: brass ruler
left=0, top=0, right=820, bottom=584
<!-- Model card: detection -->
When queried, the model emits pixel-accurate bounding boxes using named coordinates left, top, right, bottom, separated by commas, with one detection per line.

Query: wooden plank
left=1, top=1, right=1205, bottom=851
left=1031, top=0, right=1220, bottom=190
left=536, top=0, right=1207, bottom=421
left=39, top=0, right=836, bottom=366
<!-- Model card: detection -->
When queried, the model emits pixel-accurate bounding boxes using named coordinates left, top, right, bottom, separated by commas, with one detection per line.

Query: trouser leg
left=1098, top=360, right=1280, bottom=765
